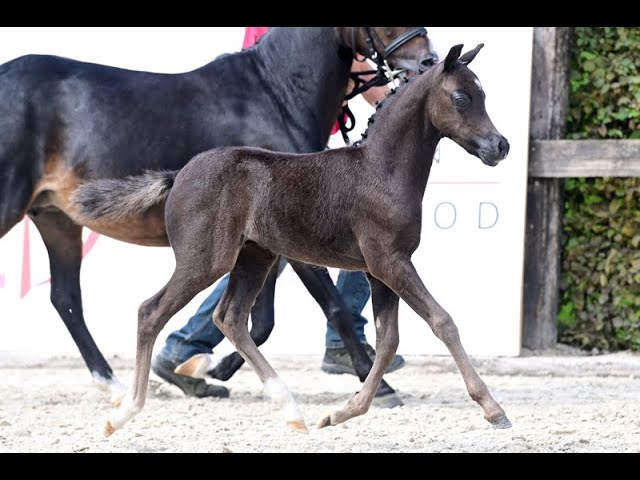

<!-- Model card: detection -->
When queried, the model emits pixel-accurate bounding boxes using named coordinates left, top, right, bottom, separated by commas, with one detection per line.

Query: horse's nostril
left=498, top=139, right=509, bottom=154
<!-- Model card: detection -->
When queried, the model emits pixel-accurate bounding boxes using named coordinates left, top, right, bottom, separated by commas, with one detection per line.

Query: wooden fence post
left=522, top=27, right=573, bottom=350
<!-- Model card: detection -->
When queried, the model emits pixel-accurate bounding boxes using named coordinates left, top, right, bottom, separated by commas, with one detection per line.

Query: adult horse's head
left=336, top=27, right=438, bottom=78
left=427, top=43, right=509, bottom=166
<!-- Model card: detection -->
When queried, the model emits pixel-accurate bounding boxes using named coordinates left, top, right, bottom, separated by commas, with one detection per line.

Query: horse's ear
left=459, top=43, right=484, bottom=66
left=444, top=44, right=464, bottom=72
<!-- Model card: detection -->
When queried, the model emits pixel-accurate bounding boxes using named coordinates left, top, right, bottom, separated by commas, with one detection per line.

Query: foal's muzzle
left=479, top=134, right=510, bottom=167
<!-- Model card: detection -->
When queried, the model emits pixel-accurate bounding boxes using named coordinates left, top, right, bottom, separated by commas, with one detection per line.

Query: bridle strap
left=338, top=27, right=428, bottom=145
left=368, top=27, right=428, bottom=61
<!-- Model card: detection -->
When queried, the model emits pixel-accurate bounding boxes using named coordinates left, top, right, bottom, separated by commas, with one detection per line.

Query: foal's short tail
left=72, top=170, right=178, bottom=220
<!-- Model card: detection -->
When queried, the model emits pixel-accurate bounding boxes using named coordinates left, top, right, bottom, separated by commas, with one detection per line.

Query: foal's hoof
left=488, top=414, right=512, bottom=429
left=372, top=392, right=404, bottom=409
left=286, top=420, right=309, bottom=434
left=104, top=420, right=116, bottom=438
left=316, top=414, right=333, bottom=429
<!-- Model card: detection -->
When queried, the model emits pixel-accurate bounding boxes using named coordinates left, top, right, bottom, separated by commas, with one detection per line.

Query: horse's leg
left=287, top=260, right=402, bottom=407
left=186, top=261, right=279, bottom=381
left=358, top=253, right=511, bottom=428
left=29, top=208, right=125, bottom=403
left=317, top=274, right=400, bottom=427
left=104, top=264, right=224, bottom=436
left=213, top=242, right=308, bottom=433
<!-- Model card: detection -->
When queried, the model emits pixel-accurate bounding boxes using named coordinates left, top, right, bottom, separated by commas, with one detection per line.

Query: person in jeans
left=152, top=27, right=405, bottom=398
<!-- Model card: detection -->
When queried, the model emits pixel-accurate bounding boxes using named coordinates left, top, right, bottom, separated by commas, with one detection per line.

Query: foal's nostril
left=498, top=139, right=510, bottom=155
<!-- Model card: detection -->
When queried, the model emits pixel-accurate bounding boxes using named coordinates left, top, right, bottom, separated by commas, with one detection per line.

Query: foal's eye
left=452, top=92, right=470, bottom=108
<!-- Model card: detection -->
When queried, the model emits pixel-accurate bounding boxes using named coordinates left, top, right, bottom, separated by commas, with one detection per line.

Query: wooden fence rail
left=530, top=140, right=640, bottom=178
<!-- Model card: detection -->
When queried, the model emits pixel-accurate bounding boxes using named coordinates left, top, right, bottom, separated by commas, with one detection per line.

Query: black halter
left=338, top=27, right=428, bottom=145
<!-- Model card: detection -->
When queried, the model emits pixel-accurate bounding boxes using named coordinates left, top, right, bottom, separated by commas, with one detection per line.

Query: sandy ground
left=0, top=346, right=639, bottom=453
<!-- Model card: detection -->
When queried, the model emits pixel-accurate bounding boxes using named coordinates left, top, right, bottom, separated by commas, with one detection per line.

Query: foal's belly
left=249, top=220, right=367, bottom=271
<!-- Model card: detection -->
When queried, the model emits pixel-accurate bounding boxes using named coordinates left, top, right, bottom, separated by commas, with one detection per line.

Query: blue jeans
left=324, top=270, right=370, bottom=349
left=159, top=262, right=371, bottom=364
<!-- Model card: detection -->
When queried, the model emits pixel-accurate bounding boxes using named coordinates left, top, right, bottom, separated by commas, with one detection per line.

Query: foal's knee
left=430, top=311, right=460, bottom=344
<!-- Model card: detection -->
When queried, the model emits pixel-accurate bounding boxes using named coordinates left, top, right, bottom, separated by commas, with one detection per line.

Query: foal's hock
left=75, top=43, right=512, bottom=435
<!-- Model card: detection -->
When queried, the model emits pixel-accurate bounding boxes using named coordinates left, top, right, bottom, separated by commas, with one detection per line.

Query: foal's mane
left=354, top=64, right=434, bottom=147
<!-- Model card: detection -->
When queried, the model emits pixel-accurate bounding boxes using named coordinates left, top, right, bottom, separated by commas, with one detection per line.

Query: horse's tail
left=72, top=169, right=178, bottom=220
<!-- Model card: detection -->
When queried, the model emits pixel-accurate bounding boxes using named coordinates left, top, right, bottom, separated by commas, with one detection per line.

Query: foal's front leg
left=375, top=257, right=511, bottom=428
left=287, top=260, right=402, bottom=407
left=214, top=242, right=308, bottom=433
left=318, top=274, right=400, bottom=428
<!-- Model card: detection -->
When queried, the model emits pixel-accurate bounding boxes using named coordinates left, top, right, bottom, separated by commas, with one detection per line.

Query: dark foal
left=74, top=43, right=512, bottom=435
left=0, top=27, right=436, bottom=403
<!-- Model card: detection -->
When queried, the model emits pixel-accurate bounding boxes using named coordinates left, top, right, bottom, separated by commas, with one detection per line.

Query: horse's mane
left=354, top=66, right=432, bottom=147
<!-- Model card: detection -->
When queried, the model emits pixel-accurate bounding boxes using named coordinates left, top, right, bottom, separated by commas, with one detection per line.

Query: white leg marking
left=107, top=392, right=142, bottom=432
left=263, top=377, right=304, bottom=423
left=92, top=372, right=127, bottom=404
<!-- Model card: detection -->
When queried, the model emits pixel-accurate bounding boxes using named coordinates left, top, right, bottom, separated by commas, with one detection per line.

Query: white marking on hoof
left=264, top=377, right=305, bottom=426
left=175, top=353, right=222, bottom=379
left=92, top=372, right=127, bottom=405
left=106, top=392, right=141, bottom=435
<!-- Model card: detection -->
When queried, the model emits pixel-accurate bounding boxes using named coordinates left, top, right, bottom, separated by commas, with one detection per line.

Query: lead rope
left=338, top=29, right=387, bottom=146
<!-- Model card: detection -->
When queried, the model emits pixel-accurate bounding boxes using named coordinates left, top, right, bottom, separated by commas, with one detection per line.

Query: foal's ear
left=444, top=44, right=464, bottom=72
left=459, top=43, right=484, bottom=66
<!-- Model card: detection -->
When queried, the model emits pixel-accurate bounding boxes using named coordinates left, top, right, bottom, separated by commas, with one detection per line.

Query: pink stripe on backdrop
left=20, top=218, right=31, bottom=298
left=0, top=274, right=5, bottom=288
left=19, top=218, right=101, bottom=298
left=82, top=231, right=101, bottom=256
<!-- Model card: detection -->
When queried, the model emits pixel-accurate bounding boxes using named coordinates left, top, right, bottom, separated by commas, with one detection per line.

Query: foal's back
left=167, top=146, right=370, bottom=270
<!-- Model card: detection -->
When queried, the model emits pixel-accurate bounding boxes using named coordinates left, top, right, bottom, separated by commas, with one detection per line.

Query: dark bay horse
left=73, top=43, right=512, bottom=435
left=0, top=27, right=436, bottom=403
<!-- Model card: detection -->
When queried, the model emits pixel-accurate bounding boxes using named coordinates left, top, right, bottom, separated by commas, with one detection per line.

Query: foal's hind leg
left=287, top=260, right=402, bottom=408
left=369, top=256, right=511, bottom=429
left=213, top=242, right=308, bottom=433
left=192, top=261, right=280, bottom=381
left=104, top=265, right=223, bottom=436
left=29, top=209, right=125, bottom=403
left=318, top=275, right=400, bottom=428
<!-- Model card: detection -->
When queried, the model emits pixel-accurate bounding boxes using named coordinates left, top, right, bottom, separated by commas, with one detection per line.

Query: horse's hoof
left=489, top=414, right=512, bottom=429
left=104, top=420, right=116, bottom=438
left=286, top=420, right=309, bottom=434
left=372, top=392, right=404, bottom=409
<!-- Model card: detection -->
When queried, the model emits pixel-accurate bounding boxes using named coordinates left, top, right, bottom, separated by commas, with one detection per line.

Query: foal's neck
left=254, top=27, right=354, bottom=148
left=361, top=76, right=439, bottom=197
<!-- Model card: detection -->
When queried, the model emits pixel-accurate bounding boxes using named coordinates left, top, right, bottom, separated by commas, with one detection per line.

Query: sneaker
left=151, top=355, right=230, bottom=398
left=321, top=343, right=405, bottom=376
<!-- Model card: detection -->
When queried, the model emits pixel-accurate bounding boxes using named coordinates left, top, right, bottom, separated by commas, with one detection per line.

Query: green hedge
left=559, top=27, right=640, bottom=351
